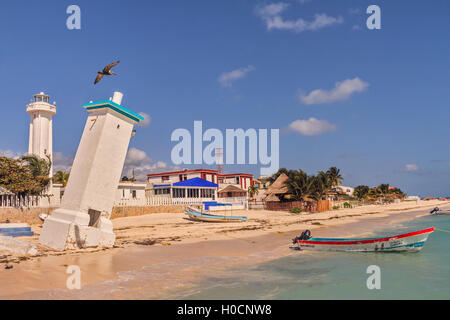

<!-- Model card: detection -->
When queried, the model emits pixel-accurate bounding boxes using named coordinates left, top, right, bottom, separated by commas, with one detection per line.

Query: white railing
left=114, top=198, right=147, bottom=207
left=0, top=195, right=41, bottom=208
left=146, top=196, right=173, bottom=206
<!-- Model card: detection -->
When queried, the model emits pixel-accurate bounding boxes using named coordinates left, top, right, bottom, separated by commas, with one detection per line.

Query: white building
left=336, top=185, right=354, bottom=197
left=114, top=181, right=147, bottom=206
left=26, top=92, right=61, bottom=207
left=147, top=169, right=253, bottom=191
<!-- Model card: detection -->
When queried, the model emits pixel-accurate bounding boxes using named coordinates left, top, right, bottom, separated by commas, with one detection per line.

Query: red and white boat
left=293, top=227, right=434, bottom=252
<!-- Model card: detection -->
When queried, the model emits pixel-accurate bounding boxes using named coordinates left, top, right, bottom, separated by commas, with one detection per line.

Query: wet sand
left=0, top=200, right=447, bottom=299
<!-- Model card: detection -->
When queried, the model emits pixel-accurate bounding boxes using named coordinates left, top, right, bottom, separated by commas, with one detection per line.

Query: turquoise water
left=176, top=215, right=450, bottom=299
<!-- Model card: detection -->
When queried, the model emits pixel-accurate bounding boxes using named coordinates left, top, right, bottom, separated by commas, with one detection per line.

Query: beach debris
left=39, top=213, right=49, bottom=222
left=134, top=239, right=156, bottom=246
left=5, top=265, right=13, bottom=270
left=0, top=223, right=34, bottom=237
left=0, top=236, right=38, bottom=256
left=161, top=242, right=171, bottom=246
left=94, top=61, right=120, bottom=84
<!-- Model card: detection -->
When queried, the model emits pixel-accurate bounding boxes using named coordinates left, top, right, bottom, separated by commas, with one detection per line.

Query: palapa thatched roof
left=264, top=173, right=289, bottom=202
left=265, top=193, right=281, bottom=202
left=218, top=185, right=247, bottom=197
left=266, top=173, right=289, bottom=195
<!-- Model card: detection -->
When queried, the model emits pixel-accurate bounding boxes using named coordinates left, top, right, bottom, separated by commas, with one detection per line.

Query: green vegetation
left=270, top=167, right=405, bottom=204
left=290, top=207, right=302, bottom=214
left=272, top=166, right=343, bottom=202
left=248, top=185, right=259, bottom=198
left=0, top=155, right=52, bottom=196
left=53, top=170, right=70, bottom=187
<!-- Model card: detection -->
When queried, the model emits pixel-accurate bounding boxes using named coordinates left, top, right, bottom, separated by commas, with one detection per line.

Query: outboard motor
left=430, top=207, right=440, bottom=214
left=292, top=230, right=312, bottom=244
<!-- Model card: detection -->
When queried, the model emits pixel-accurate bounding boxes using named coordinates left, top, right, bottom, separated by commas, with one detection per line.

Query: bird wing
left=103, top=60, right=120, bottom=72
left=94, top=73, right=104, bottom=84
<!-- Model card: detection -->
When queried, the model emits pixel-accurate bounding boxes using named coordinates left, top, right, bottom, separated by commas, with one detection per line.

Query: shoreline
left=0, top=199, right=448, bottom=299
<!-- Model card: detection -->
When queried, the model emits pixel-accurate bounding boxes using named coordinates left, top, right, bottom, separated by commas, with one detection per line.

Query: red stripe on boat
left=297, top=227, right=434, bottom=245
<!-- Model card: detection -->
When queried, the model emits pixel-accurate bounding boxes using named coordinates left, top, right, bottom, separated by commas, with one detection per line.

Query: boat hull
left=296, top=228, right=434, bottom=252
left=185, top=209, right=247, bottom=223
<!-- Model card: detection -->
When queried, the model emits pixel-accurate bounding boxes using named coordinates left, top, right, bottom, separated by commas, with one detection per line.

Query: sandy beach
left=0, top=199, right=448, bottom=299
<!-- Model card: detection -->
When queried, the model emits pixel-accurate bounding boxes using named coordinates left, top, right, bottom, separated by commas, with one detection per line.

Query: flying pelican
left=94, top=61, right=120, bottom=84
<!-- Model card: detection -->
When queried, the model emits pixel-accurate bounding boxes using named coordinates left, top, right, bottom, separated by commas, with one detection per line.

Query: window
left=161, top=176, right=170, bottom=182
left=132, top=190, right=137, bottom=199
left=235, top=177, right=240, bottom=184
left=187, top=188, right=199, bottom=198
left=155, top=188, right=170, bottom=195
left=172, top=188, right=185, bottom=198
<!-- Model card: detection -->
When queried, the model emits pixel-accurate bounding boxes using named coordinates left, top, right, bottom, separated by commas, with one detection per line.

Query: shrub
left=343, top=202, right=352, bottom=208
left=291, top=207, right=302, bottom=214
left=332, top=205, right=340, bottom=210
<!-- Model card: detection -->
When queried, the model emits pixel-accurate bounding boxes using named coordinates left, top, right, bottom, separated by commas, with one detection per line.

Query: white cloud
left=255, top=3, right=289, bottom=17
left=289, top=118, right=337, bottom=135
left=255, top=3, right=343, bottom=33
left=218, top=65, right=255, bottom=87
left=137, top=112, right=151, bottom=128
left=122, top=147, right=179, bottom=181
left=404, top=164, right=419, bottom=172
left=53, top=152, right=74, bottom=172
left=300, top=77, right=369, bottom=105
left=0, top=149, right=23, bottom=159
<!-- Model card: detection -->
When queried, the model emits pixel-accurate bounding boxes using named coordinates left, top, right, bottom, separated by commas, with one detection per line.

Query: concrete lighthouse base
left=39, top=209, right=115, bottom=251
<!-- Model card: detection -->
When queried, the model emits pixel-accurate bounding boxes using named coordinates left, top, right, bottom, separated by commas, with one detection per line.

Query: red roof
left=147, top=169, right=252, bottom=178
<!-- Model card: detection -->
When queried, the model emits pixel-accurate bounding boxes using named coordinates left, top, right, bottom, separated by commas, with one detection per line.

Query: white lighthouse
left=26, top=92, right=56, bottom=175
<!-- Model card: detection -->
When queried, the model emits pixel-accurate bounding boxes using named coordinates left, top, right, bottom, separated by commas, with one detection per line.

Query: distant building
left=114, top=181, right=147, bottom=206
left=147, top=169, right=253, bottom=191
left=145, top=169, right=253, bottom=209
left=335, top=186, right=354, bottom=197
left=146, top=177, right=219, bottom=206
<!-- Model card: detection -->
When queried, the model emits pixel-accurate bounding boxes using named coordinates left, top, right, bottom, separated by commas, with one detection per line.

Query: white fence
left=116, top=195, right=249, bottom=209
left=0, top=194, right=41, bottom=208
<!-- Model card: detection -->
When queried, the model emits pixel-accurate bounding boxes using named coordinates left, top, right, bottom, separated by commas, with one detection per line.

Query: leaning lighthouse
left=26, top=92, right=56, bottom=176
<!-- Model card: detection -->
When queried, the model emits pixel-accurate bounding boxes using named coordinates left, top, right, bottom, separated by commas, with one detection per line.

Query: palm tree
left=21, top=154, right=51, bottom=178
left=308, top=173, right=329, bottom=202
left=21, top=154, right=52, bottom=195
left=284, top=169, right=310, bottom=201
left=53, top=170, right=70, bottom=187
left=248, top=185, right=259, bottom=198
left=353, top=185, right=369, bottom=200
left=326, top=167, right=343, bottom=188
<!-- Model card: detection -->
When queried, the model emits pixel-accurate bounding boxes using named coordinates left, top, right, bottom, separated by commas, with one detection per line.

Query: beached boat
left=185, top=207, right=247, bottom=223
left=293, top=227, right=434, bottom=252
left=430, top=207, right=450, bottom=215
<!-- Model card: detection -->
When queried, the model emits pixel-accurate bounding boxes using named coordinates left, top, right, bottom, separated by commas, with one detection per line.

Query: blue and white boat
left=293, top=228, right=434, bottom=252
left=185, top=206, right=247, bottom=223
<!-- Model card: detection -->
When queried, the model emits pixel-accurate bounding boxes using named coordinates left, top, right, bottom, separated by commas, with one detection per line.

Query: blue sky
left=0, top=0, right=449, bottom=196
